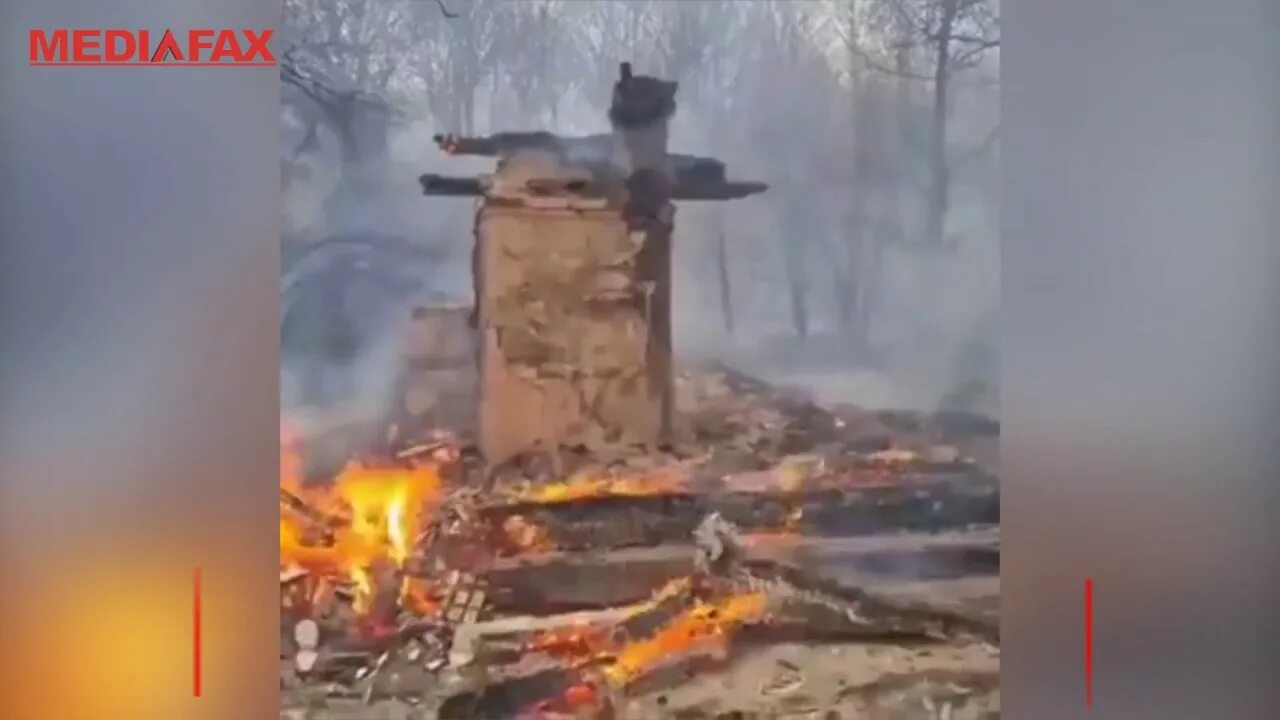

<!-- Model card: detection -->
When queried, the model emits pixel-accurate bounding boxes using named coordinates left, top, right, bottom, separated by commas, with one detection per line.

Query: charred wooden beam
left=669, top=180, right=768, bottom=201
left=419, top=173, right=484, bottom=197
left=428, top=129, right=758, bottom=199
left=442, top=556, right=995, bottom=716
left=434, top=131, right=565, bottom=157
left=432, top=131, right=728, bottom=185
left=421, top=171, right=764, bottom=202
left=483, top=536, right=999, bottom=615
left=483, top=553, right=690, bottom=614
left=734, top=558, right=1000, bottom=645
left=718, top=480, right=1000, bottom=536
left=437, top=666, right=593, bottom=720
left=479, top=475, right=998, bottom=557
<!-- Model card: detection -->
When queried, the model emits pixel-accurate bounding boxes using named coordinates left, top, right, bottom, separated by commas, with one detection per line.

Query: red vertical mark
left=194, top=567, right=202, bottom=697
left=1085, top=578, right=1094, bottom=707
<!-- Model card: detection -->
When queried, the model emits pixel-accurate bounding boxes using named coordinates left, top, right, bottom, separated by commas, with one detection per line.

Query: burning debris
left=279, top=385, right=998, bottom=718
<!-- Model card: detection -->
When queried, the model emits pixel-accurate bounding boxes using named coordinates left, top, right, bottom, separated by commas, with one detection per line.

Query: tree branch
left=847, top=42, right=937, bottom=81
left=951, top=39, right=999, bottom=67
left=931, top=32, right=999, bottom=45
left=884, top=0, right=937, bottom=37
left=280, top=49, right=340, bottom=112
left=280, top=46, right=401, bottom=118
left=435, top=0, right=459, bottom=19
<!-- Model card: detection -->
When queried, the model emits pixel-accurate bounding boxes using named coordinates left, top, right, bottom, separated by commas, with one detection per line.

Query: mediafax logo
left=29, top=29, right=276, bottom=67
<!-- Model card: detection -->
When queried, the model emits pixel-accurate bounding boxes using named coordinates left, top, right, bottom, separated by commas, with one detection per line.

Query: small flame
left=515, top=466, right=688, bottom=505
left=527, top=582, right=770, bottom=696
left=387, top=490, right=409, bottom=565
left=502, top=514, right=554, bottom=553
left=525, top=624, right=609, bottom=661
left=602, top=591, right=768, bottom=689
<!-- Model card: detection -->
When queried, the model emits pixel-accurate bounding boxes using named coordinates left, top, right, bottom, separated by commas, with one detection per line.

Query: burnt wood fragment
left=437, top=666, right=592, bottom=720
left=419, top=173, right=484, bottom=197
left=479, top=475, right=998, bottom=557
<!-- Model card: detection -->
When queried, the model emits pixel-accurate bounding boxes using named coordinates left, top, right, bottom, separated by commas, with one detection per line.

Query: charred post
left=421, top=63, right=766, bottom=471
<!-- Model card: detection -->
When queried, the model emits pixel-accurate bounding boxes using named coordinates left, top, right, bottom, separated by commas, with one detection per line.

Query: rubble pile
left=279, top=361, right=999, bottom=719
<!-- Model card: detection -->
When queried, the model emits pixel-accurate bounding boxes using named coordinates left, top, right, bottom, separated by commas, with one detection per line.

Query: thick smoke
left=280, top=0, right=1000, bottom=420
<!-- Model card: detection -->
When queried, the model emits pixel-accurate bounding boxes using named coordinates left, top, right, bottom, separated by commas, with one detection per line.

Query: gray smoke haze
left=280, top=0, right=1000, bottom=419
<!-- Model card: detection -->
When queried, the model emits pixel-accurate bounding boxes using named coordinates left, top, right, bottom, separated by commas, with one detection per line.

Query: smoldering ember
left=280, top=64, right=1000, bottom=720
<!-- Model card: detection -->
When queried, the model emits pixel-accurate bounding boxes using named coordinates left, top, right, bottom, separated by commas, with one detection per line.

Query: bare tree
left=743, top=1, right=834, bottom=340
left=652, top=0, right=747, bottom=338
left=572, top=0, right=665, bottom=113
left=280, top=48, right=396, bottom=172
left=494, top=1, right=583, bottom=125
left=860, top=0, right=999, bottom=248
left=403, top=0, right=507, bottom=135
left=280, top=0, right=420, bottom=170
left=820, top=0, right=927, bottom=355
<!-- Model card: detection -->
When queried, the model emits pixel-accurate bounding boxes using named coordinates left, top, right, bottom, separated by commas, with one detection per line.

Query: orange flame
left=280, top=445, right=443, bottom=616
left=280, top=424, right=304, bottom=493
left=515, top=466, right=689, bottom=505
left=602, top=591, right=768, bottom=688
left=501, top=514, right=555, bottom=553
left=526, top=581, right=770, bottom=696
left=525, top=624, right=610, bottom=661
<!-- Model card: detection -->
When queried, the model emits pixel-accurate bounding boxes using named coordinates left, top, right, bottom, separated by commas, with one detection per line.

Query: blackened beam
left=478, top=473, right=999, bottom=557
left=419, top=172, right=767, bottom=201
left=432, top=132, right=733, bottom=186
left=736, top=558, right=1001, bottom=645
left=437, top=666, right=591, bottom=720
left=418, top=174, right=484, bottom=196
left=440, top=561, right=996, bottom=717
left=673, top=180, right=768, bottom=200
left=434, top=131, right=563, bottom=157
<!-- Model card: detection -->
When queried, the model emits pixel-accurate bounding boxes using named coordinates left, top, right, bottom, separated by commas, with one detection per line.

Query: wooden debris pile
left=432, top=514, right=996, bottom=719
left=280, top=449, right=997, bottom=714
left=280, top=360, right=999, bottom=717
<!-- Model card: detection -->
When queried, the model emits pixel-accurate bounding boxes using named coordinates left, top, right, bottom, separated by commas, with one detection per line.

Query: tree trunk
left=293, top=114, right=321, bottom=161
left=715, top=217, right=735, bottom=338
left=838, top=229, right=866, bottom=346
left=462, top=89, right=475, bottom=136
left=785, top=256, right=809, bottom=339
left=832, top=256, right=855, bottom=332
left=335, top=98, right=361, bottom=171
left=927, top=0, right=959, bottom=248
left=447, top=57, right=471, bottom=135
left=856, top=232, right=881, bottom=360
left=318, top=97, right=363, bottom=229
left=360, top=109, right=390, bottom=169
left=781, top=203, right=810, bottom=340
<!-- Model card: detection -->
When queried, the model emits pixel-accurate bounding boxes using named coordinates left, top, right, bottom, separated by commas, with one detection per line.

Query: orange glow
left=280, top=447, right=444, bottom=616
left=602, top=591, right=768, bottom=688
left=402, top=577, right=442, bottom=616
left=279, top=424, right=303, bottom=492
left=513, top=466, right=688, bottom=505
left=526, top=623, right=610, bottom=662
left=521, top=581, right=769, bottom=693
left=501, top=514, right=554, bottom=553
